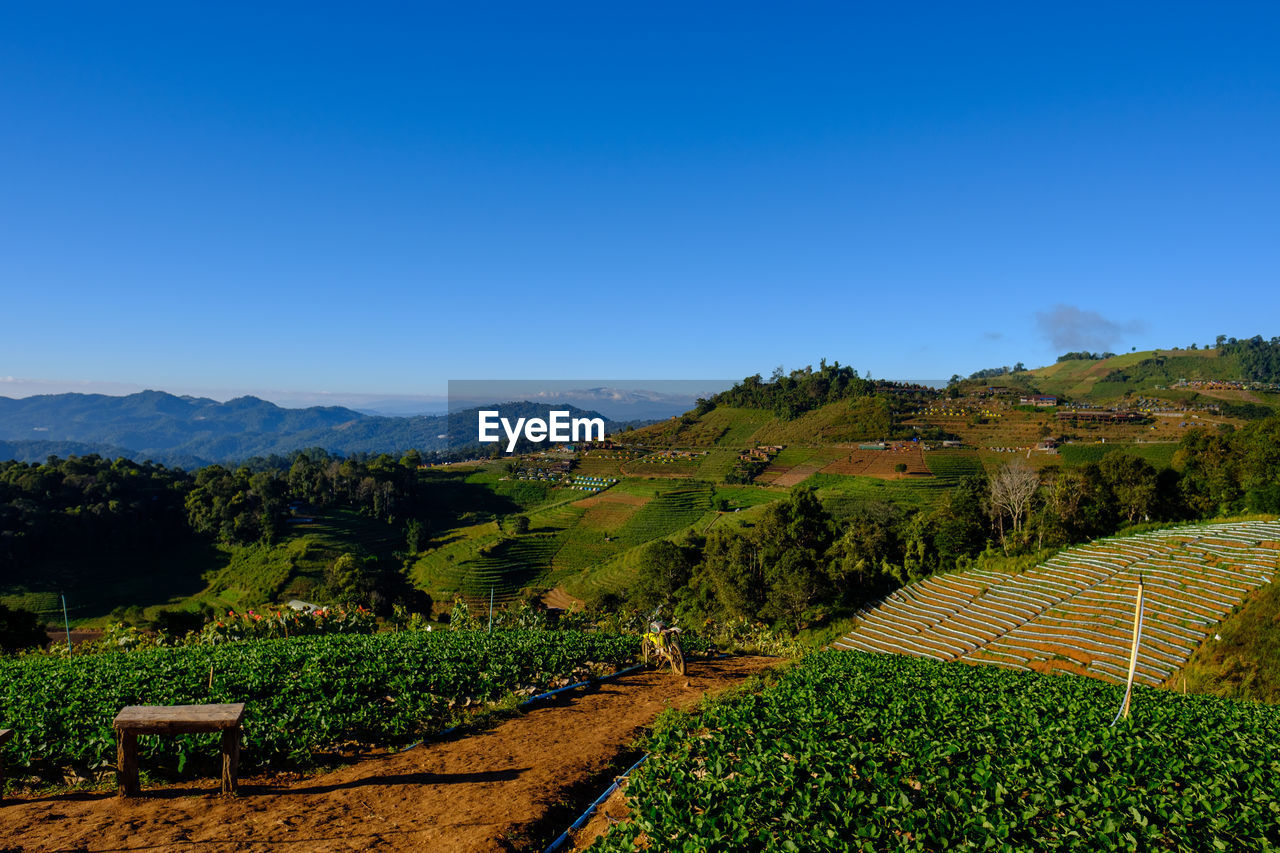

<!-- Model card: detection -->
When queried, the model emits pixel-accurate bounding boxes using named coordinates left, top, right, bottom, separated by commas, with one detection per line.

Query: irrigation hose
left=402, top=652, right=726, bottom=755
left=543, top=753, right=649, bottom=853
left=400, top=659, right=658, bottom=751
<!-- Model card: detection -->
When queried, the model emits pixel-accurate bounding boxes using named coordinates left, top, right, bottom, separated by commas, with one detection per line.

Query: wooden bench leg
left=1, top=755, right=6, bottom=802
left=117, top=731, right=139, bottom=797
left=221, top=728, right=240, bottom=795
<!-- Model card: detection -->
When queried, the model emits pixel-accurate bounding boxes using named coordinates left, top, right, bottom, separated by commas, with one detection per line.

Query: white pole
left=1111, top=577, right=1145, bottom=726
left=61, top=594, right=72, bottom=652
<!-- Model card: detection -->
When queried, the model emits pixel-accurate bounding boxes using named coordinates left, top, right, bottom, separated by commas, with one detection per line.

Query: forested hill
left=0, top=392, right=616, bottom=465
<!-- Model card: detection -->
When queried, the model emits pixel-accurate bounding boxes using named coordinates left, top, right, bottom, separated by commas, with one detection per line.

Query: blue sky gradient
left=2, top=2, right=1278, bottom=403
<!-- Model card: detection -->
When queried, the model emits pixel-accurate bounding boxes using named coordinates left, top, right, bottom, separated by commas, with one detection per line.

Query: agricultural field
left=922, top=448, right=984, bottom=479
left=619, top=450, right=706, bottom=477
left=550, top=492, right=651, bottom=574
left=820, top=444, right=930, bottom=479
left=693, top=448, right=740, bottom=480
left=592, top=650, right=1280, bottom=852
left=416, top=479, right=728, bottom=604
left=712, top=483, right=786, bottom=510
left=837, top=520, right=1280, bottom=687
left=445, top=533, right=563, bottom=601
left=802, top=472, right=958, bottom=523
left=410, top=519, right=505, bottom=599
left=612, top=482, right=714, bottom=546
left=755, top=445, right=842, bottom=486
left=1057, top=441, right=1179, bottom=468
left=632, top=406, right=772, bottom=447
left=555, top=483, right=784, bottom=596
left=0, top=630, right=641, bottom=781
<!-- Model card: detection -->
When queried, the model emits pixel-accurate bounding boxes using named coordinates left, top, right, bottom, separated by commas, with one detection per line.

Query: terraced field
left=447, top=534, right=563, bottom=602
left=1057, top=442, right=1179, bottom=468
left=612, top=482, right=714, bottom=545
left=806, top=472, right=959, bottom=522
left=418, top=481, right=722, bottom=604
left=549, top=492, right=649, bottom=572
left=821, top=445, right=930, bottom=479
left=836, top=520, right=1280, bottom=687
left=922, top=448, right=984, bottom=479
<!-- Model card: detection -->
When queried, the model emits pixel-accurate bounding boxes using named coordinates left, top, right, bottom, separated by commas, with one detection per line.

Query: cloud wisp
left=1034, top=305, right=1145, bottom=353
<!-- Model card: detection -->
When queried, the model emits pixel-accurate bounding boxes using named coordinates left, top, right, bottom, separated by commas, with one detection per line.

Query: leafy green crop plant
left=0, top=629, right=639, bottom=782
left=593, top=651, right=1280, bottom=852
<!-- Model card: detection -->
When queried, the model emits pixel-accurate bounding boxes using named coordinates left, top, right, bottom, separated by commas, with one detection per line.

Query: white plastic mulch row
left=837, top=520, right=1279, bottom=685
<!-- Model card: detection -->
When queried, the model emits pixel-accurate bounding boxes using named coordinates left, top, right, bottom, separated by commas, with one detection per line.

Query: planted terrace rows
left=835, top=521, right=1280, bottom=686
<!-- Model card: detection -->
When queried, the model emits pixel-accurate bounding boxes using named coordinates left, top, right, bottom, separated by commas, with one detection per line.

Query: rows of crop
left=592, top=651, right=1280, bottom=852
left=839, top=521, right=1280, bottom=686
left=551, top=500, right=642, bottom=573
left=1057, top=442, right=1178, bottom=468
left=922, top=449, right=984, bottom=480
left=809, top=473, right=953, bottom=522
left=613, top=483, right=713, bottom=545
left=0, top=630, right=640, bottom=782
left=454, top=534, right=563, bottom=601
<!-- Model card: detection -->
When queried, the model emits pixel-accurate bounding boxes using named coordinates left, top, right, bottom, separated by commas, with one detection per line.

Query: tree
left=829, top=503, right=905, bottom=593
left=930, top=475, right=989, bottom=567
left=1236, top=417, right=1280, bottom=513
left=692, top=487, right=836, bottom=626
left=1099, top=451, right=1159, bottom=523
left=698, top=530, right=766, bottom=619
left=629, top=539, right=697, bottom=612
left=0, top=603, right=46, bottom=652
left=1174, top=428, right=1240, bottom=517
left=752, top=487, right=836, bottom=624
left=405, top=518, right=426, bottom=552
left=1037, top=465, right=1114, bottom=547
left=990, top=461, right=1039, bottom=549
left=325, top=553, right=368, bottom=603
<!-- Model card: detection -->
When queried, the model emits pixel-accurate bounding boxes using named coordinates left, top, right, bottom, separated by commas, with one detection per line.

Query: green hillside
left=1027, top=348, right=1241, bottom=402
left=6, top=347, right=1280, bottom=648
left=1177, top=571, right=1280, bottom=703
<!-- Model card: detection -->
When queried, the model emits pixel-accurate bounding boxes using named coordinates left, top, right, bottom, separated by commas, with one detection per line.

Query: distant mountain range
left=0, top=391, right=623, bottom=467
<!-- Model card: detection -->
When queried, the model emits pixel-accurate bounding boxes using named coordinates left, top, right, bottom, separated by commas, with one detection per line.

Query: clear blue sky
left=2, top=2, right=1278, bottom=403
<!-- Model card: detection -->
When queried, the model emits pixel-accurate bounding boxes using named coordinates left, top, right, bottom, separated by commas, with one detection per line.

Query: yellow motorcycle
left=641, top=609, right=685, bottom=675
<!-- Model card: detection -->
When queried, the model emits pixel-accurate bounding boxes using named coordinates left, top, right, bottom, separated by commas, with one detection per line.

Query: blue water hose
left=543, top=753, right=649, bottom=853
left=402, top=654, right=727, bottom=753
left=401, top=661, right=652, bottom=750
left=523, top=663, right=646, bottom=704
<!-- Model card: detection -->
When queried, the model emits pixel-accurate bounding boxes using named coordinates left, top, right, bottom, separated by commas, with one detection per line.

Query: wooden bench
left=0, top=728, right=12, bottom=801
left=113, top=703, right=245, bottom=797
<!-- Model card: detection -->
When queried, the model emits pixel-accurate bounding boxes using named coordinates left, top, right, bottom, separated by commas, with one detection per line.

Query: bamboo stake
left=1111, top=576, right=1145, bottom=726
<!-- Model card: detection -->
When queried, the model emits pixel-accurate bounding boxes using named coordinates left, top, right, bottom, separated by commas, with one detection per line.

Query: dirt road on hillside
left=0, top=656, right=777, bottom=853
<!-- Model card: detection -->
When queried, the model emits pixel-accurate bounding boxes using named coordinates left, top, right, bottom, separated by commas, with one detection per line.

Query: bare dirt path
left=1, top=656, right=777, bottom=853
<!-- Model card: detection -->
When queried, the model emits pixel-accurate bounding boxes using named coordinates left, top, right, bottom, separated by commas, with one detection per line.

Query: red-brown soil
left=769, top=463, right=824, bottom=487
left=539, top=586, right=584, bottom=611
left=0, top=656, right=777, bottom=853
left=820, top=445, right=930, bottom=479
left=566, top=784, right=631, bottom=851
